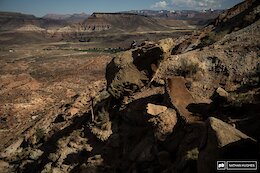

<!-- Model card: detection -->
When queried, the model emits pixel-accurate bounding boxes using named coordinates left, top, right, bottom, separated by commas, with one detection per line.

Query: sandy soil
left=0, top=43, right=112, bottom=150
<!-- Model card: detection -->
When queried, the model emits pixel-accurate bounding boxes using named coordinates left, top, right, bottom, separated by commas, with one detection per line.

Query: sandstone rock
left=29, top=149, right=44, bottom=160
left=41, top=162, right=52, bottom=173
left=154, top=18, right=260, bottom=104
left=210, top=87, right=230, bottom=106
left=198, top=117, right=258, bottom=173
left=146, top=103, right=167, bottom=116
left=0, top=137, right=23, bottom=158
left=166, top=77, right=200, bottom=123
left=52, top=168, right=63, bottom=173
left=106, top=44, right=166, bottom=99
left=0, top=160, right=10, bottom=173
left=132, top=46, right=164, bottom=77
left=106, top=51, right=147, bottom=99
left=87, top=90, right=113, bottom=142
left=68, top=107, right=79, bottom=116
left=149, top=108, right=177, bottom=141
left=31, top=115, right=38, bottom=120
left=216, top=87, right=229, bottom=98
left=87, top=154, right=104, bottom=166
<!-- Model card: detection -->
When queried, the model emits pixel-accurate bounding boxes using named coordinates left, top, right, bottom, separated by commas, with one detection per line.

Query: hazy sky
left=0, top=0, right=244, bottom=17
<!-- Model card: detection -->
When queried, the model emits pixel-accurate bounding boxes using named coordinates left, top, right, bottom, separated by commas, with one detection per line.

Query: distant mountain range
left=0, top=9, right=224, bottom=44
left=42, top=9, right=223, bottom=22
left=121, top=9, right=223, bottom=20
left=0, top=9, right=223, bottom=30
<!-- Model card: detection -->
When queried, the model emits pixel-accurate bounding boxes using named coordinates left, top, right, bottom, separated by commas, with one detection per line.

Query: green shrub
left=177, top=59, right=199, bottom=77
left=35, top=128, right=45, bottom=141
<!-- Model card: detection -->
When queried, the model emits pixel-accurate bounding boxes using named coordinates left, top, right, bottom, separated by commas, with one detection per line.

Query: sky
left=0, top=0, right=244, bottom=17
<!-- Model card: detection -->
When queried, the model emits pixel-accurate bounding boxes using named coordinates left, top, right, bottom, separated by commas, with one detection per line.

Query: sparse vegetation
left=197, top=30, right=228, bottom=48
left=186, top=148, right=199, bottom=160
left=177, top=59, right=199, bottom=77
left=35, top=128, right=45, bottom=142
left=229, top=90, right=259, bottom=107
left=78, top=48, right=124, bottom=54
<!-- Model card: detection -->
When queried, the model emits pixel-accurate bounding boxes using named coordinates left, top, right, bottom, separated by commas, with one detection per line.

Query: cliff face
left=82, top=14, right=111, bottom=31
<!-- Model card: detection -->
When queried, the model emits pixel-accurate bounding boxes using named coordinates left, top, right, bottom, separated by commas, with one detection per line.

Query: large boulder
left=106, top=42, right=169, bottom=99
left=165, top=76, right=200, bottom=123
left=146, top=103, right=167, bottom=116
left=148, top=108, right=177, bottom=141
left=106, top=50, right=148, bottom=99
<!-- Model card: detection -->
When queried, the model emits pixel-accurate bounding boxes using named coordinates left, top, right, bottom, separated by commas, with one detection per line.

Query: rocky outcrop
left=147, top=103, right=167, bottom=116
left=106, top=39, right=172, bottom=99
left=155, top=19, right=260, bottom=103
left=148, top=108, right=177, bottom=141
left=82, top=14, right=111, bottom=31
left=106, top=50, right=148, bottom=99
left=166, top=77, right=199, bottom=123
left=214, top=0, right=260, bottom=31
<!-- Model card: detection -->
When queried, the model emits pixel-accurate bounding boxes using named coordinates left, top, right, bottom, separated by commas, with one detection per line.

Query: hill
left=82, top=12, right=170, bottom=32
left=0, top=12, right=68, bottom=31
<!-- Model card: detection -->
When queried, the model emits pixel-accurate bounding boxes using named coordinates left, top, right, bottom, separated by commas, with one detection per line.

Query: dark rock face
left=198, top=117, right=258, bottom=173
left=106, top=51, right=148, bottom=99
left=106, top=44, right=165, bottom=99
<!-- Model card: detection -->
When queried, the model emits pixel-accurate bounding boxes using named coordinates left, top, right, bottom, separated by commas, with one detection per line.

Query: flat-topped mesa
left=83, top=12, right=168, bottom=32
left=91, top=12, right=143, bottom=18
